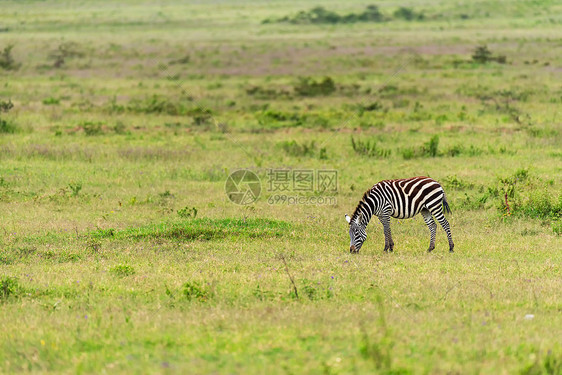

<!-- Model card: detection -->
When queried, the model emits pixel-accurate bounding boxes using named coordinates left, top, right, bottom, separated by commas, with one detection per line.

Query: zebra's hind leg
left=432, top=209, right=454, bottom=253
left=378, top=215, right=394, bottom=252
left=421, top=209, right=437, bottom=252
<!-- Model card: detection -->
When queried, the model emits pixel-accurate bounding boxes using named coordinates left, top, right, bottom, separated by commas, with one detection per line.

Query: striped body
left=346, top=176, right=454, bottom=253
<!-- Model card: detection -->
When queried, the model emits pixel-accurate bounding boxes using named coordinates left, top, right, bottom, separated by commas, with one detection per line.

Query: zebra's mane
left=350, top=189, right=371, bottom=224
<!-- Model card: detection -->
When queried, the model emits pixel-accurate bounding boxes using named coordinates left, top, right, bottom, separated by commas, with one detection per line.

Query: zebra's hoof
left=427, top=247, right=435, bottom=253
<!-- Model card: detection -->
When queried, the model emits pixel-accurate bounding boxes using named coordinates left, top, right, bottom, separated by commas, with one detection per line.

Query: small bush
left=182, top=281, right=209, bottom=302
left=472, top=45, right=492, bottom=64
left=1, top=276, right=22, bottom=301
left=400, top=135, right=440, bottom=159
left=0, top=119, right=17, bottom=134
left=521, top=352, right=562, bottom=375
left=351, top=136, right=391, bottom=158
left=81, top=121, right=104, bottom=136
left=42, top=97, right=60, bottom=105
left=401, top=147, right=415, bottom=160
left=113, top=121, right=127, bottom=134
left=0, top=100, right=17, bottom=134
left=552, top=221, right=562, bottom=235
left=446, top=144, right=463, bottom=157
left=266, top=5, right=385, bottom=24
left=48, top=42, right=85, bottom=68
left=514, top=190, right=562, bottom=220
left=126, top=95, right=207, bottom=116
left=494, top=169, right=561, bottom=220
left=0, top=45, right=20, bottom=70
left=170, top=54, right=190, bottom=65
left=110, top=264, right=135, bottom=277
left=178, top=206, right=198, bottom=219
left=422, top=135, right=439, bottom=157
left=443, top=175, right=473, bottom=190
left=68, top=182, right=82, bottom=196
left=245, top=85, right=291, bottom=100
left=346, top=5, right=384, bottom=22
left=471, top=45, right=507, bottom=64
left=90, top=228, right=115, bottom=239
left=294, top=77, right=336, bottom=97
left=356, top=101, right=383, bottom=116
left=279, top=140, right=326, bottom=158
left=393, top=7, right=424, bottom=21
left=256, top=109, right=304, bottom=128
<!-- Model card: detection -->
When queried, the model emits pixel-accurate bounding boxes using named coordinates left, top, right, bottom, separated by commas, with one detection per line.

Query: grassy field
left=1, top=0, right=561, bottom=373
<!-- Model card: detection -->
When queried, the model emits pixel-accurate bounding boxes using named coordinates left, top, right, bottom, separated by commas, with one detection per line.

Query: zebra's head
left=346, top=213, right=367, bottom=253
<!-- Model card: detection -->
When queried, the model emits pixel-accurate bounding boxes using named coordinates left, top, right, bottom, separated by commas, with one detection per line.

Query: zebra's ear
left=345, top=214, right=351, bottom=224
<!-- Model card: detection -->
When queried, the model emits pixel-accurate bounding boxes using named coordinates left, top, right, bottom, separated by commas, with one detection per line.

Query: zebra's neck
left=351, top=190, right=377, bottom=227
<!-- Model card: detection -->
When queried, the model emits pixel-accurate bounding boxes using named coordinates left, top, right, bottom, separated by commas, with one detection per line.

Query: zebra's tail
left=443, top=193, right=452, bottom=214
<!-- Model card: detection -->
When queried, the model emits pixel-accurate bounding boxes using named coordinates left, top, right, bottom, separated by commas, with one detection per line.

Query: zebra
left=345, top=176, right=454, bottom=253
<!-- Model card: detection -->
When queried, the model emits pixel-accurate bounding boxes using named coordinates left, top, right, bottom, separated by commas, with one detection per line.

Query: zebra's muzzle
left=350, top=245, right=357, bottom=253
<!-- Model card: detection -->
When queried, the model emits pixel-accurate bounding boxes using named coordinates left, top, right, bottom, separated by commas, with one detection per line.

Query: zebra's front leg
left=378, top=215, right=394, bottom=252
left=421, top=209, right=437, bottom=252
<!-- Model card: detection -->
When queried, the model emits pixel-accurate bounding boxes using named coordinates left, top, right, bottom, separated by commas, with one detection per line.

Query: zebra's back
left=375, top=176, right=444, bottom=219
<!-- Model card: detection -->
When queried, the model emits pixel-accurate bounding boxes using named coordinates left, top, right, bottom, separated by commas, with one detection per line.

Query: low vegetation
left=263, top=4, right=429, bottom=24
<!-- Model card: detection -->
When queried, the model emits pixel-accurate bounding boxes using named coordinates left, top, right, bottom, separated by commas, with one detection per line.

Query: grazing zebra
left=345, top=176, right=454, bottom=253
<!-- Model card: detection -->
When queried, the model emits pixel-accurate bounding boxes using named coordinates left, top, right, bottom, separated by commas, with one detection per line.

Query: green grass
left=1, top=0, right=561, bottom=373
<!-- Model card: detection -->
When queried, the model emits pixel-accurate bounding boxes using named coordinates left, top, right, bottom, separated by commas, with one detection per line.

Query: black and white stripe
left=345, top=176, right=454, bottom=253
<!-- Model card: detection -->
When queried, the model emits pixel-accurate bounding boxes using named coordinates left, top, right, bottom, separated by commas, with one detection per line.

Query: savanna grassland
left=1, top=0, right=561, bottom=373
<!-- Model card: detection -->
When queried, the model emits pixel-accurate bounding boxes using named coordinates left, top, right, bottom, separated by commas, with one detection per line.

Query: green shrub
left=0, top=100, right=17, bottom=134
left=265, top=5, right=385, bottom=25
left=85, top=236, right=102, bottom=252
left=294, top=77, right=336, bottom=97
left=182, top=281, right=209, bottom=301
left=346, top=5, right=384, bottom=22
left=393, top=7, right=424, bottom=21
left=178, top=206, right=198, bottom=218
left=356, top=101, right=383, bottom=115
left=552, top=221, right=562, bottom=235
left=256, top=109, right=304, bottom=128
left=495, top=169, right=562, bottom=221
left=401, top=147, right=415, bottom=160
left=279, top=140, right=320, bottom=157
left=0, top=118, right=17, bottom=133
left=471, top=45, right=507, bottom=64
left=472, top=45, right=492, bottom=64
left=113, top=121, right=127, bottom=134
left=110, top=264, right=136, bottom=277
left=170, top=54, right=190, bottom=65
left=48, top=42, right=84, bottom=68
left=81, top=121, right=104, bottom=136
left=422, top=135, right=439, bottom=157
left=400, top=135, right=440, bottom=159
left=443, top=175, right=473, bottom=190
left=68, top=182, right=82, bottom=196
left=245, top=85, right=292, bottom=100
left=446, top=144, right=463, bottom=157
left=351, top=136, right=391, bottom=158
left=0, top=44, right=20, bottom=70
left=1, top=276, right=22, bottom=301
left=42, top=97, right=60, bottom=105
left=127, top=95, right=211, bottom=118
left=521, top=352, right=562, bottom=375
left=514, top=190, right=562, bottom=220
